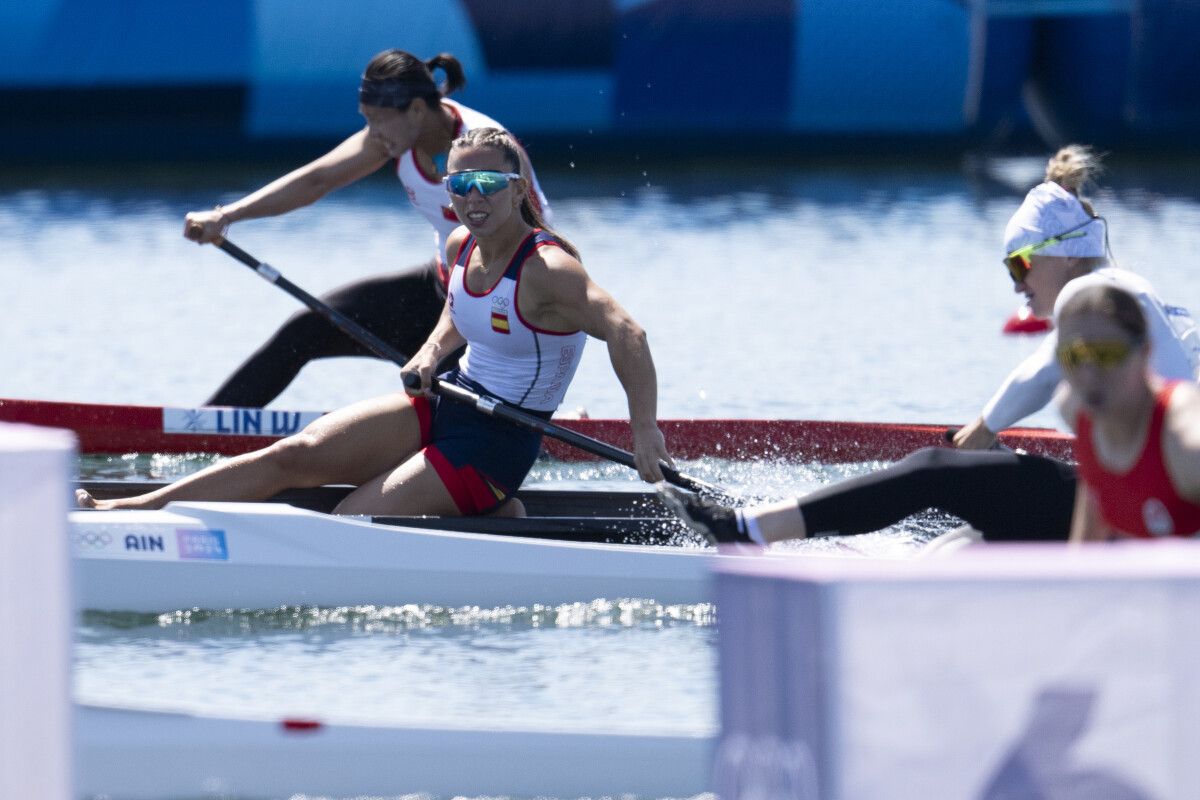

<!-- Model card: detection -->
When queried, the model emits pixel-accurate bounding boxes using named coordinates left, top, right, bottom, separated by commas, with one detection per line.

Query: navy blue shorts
left=410, top=371, right=548, bottom=514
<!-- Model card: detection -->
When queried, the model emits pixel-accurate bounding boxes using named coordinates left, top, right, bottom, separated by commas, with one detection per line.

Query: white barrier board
left=0, top=423, right=76, bottom=799
left=714, top=544, right=1200, bottom=800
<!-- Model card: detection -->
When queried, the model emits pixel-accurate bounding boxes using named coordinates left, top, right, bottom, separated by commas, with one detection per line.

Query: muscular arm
left=981, top=334, right=1064, bottom=433
left=185, top=129, right=392, bottom=242
left=522, top=251, right=672, bottom=482
left=402, top=300, right=466, bottom=393
left=402, top=228, right=470, bottom=392
left=955, top=336, right=1063, bottom=449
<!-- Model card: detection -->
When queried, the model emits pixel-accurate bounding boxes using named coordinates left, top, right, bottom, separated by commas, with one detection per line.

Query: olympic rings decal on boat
left=72, top=531, right=114, bottom=549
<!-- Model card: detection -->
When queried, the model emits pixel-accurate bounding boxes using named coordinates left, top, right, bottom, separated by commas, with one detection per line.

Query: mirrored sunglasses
left=443, top=170, right=522, bottom=197
left=1056, top=338, right=1134, bottom=370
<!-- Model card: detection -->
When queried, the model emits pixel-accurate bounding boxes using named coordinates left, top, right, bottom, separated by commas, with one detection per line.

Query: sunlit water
left=7, top=153, right=1200, bottom=798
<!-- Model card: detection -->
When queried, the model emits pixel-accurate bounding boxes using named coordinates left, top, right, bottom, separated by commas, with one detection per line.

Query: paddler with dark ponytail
left=183, top=49, right=552, bottom=407
left=80, top=127, right=672, bottom=516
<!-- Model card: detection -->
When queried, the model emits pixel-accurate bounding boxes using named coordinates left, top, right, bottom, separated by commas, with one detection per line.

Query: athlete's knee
left=896, top=447, right=956, bottom=474
left=279, top=308, right=333, bottom=342
left=260, top=432, right=325, bottom=483
left=489, top=496, right=526, bottom=518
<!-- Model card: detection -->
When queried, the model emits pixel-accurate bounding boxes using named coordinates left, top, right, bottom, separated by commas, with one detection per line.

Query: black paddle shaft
left=402, top=373, right=729, bottom=498
left=214, top=237, right=732, bottom=499
left=216, top=238, right=405, bottom=364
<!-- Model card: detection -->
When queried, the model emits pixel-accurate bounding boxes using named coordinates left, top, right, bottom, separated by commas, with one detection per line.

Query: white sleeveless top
left=447, top=230, right=587, bottom=412
left=395, top=99, right=552, bottom=270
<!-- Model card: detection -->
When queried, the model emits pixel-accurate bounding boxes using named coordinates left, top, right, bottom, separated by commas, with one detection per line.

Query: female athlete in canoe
left=664, top=145, right=1200, bottom=545
left=185, top=49, right=551, bottom=408
left=1058, top=285, right=1200, bottom=540
left=80, top=128, right=672, bottom=516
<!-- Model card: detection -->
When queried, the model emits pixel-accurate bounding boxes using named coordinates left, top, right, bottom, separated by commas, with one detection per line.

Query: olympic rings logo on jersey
left=1142, top=498, right=1174, bottom=536
left=72, top=531, right=114, bottom=549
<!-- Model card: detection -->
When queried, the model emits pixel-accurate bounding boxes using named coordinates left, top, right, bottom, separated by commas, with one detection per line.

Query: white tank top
left=395, top=99, right=552, bottom=271
left=447, top=230, right=587, bottom=412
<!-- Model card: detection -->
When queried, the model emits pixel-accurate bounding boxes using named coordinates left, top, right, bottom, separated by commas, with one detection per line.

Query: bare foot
left=75, top=488, right=109, bottom=510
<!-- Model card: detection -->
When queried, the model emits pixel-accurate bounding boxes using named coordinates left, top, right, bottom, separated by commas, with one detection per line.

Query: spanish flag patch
left=491, top=311, right=510, bottom=334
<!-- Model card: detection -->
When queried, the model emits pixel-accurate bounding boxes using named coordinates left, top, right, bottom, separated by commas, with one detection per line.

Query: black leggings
left=206, top=263, right=454, bottom=407
left=798, top=447, right=1077, bottom=542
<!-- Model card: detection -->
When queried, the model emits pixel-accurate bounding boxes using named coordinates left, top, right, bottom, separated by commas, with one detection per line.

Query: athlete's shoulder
left=1164, top=382, right=1200, bottom=502
left=519, top=234, right=586, bottom=301
left=446, top=98, right=507, bottom=134
left=1054, top=267, right=1156, bottom=318
left=527, top=233, right=581, bottom=270
left=445, top=225, right=473, bottom=264
left=1168, top=382, right=1200, bottom=437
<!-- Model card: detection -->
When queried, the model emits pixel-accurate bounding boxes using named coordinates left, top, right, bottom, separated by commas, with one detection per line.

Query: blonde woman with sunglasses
left=661, top=147, right=1199, bottom=547
left=81, top=128, right=672, bottom=516
left=954, top=145, right=1200, bottom=450
left=1058, top=285, right=1200, bottom=541
left=183, top=49, right=551, bottom=408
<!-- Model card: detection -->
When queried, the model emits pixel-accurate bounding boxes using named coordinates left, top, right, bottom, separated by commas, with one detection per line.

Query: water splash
left=82, top=599, right=719, bottom=634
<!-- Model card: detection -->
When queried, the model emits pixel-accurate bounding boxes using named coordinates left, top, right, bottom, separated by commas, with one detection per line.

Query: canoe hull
left=73, top=501, right=718, bottom=611
left=2, top=397, right=1074, bottom=462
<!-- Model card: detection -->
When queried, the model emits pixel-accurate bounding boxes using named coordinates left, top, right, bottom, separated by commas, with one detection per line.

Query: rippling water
left=7, top=152, right=1200, bottom=798
left=6, top=154, right=1200, bottom=426
left=79, top=600, right=718, bottom=735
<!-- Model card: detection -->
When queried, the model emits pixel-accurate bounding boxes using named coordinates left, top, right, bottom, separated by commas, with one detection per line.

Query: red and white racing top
left=395, top=99, right=551, bottom=282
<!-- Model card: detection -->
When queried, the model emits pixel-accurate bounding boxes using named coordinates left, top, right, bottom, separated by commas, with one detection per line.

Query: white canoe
left=72, top=500, right=734, bottom=611
left=77, top=703, right=714, bottom=798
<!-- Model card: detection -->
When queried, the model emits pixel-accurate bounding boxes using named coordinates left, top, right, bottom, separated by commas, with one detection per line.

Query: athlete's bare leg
left=76, top=393, right=422, bottom=511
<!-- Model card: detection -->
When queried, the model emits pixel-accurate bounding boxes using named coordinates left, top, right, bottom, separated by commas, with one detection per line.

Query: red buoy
left=1002, top=305, right=1052, bottom=335
left=281, top=718, right=323, bottom=732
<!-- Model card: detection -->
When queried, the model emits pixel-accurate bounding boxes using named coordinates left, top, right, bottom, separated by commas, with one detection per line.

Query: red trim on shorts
left=424, top=445, right=506, bottom=514
left=409, top=394, right=433, bottom=445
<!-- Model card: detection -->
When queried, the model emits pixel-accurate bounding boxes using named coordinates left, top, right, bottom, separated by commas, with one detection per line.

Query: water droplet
left=569, top=161, right=576, bottom=168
